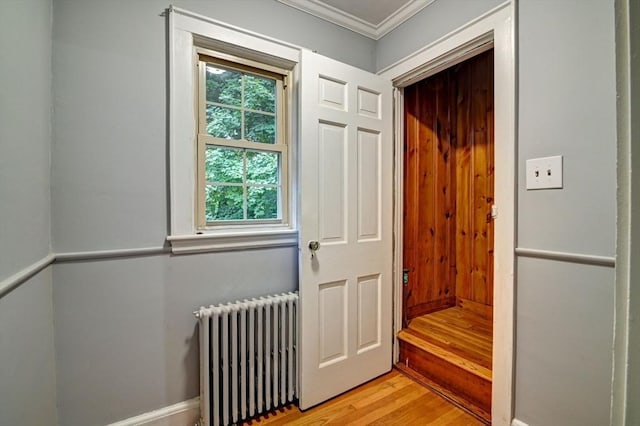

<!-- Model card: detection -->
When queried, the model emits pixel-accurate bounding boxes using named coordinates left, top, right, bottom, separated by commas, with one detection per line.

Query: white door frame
left=378, top=3, right=516, bottom=426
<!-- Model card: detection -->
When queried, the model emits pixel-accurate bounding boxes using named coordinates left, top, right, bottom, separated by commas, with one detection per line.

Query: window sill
left=167, top=228, right=298, bottom=254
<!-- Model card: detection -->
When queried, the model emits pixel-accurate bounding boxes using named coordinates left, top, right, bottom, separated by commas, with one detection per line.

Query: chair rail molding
left=0, top=254, right=56, bottom=298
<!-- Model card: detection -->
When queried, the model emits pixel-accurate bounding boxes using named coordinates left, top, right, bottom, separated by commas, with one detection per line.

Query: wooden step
left=408, top=311, right=493, bottom=370
left=397, top=308, right=492, bottom=424
left=398, top=329, right=491, bottom=381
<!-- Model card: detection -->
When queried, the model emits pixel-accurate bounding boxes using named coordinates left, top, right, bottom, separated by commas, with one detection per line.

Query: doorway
left=397, top=49, right=494, bottom=424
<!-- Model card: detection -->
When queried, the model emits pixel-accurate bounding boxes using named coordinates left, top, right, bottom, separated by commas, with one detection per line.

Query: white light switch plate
left=526, top=155, right=563, bottom=190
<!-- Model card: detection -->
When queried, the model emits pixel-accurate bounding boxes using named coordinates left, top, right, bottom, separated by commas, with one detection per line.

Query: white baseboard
left=512, top=419, right=529, bottom=426
left=108, top=397, right=200, bottom=426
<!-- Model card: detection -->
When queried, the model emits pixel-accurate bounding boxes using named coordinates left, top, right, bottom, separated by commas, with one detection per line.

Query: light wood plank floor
left=242, top=370, right=483, bottom=425
left=406, top=306, right=493, bottom=370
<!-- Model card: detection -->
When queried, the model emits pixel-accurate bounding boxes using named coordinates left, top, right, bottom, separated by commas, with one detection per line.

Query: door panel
left=318, top=123, right=347, bottom=243
left=357, top=274, right=381, bottom=352
left=403, top=50, right=495, bottom=322
left=357, top=130, right=381, bottom=240
left=299, top=49, right=393, bottom=410
left=318, top=280, right=347, bottom=366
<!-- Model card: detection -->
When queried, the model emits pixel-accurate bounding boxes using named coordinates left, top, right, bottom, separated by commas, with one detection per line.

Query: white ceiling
left=277, top=0, right=435, bottom=40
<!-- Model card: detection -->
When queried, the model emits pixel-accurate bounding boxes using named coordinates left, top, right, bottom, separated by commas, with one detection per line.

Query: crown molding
left=277, top=0, right=435, bottom=40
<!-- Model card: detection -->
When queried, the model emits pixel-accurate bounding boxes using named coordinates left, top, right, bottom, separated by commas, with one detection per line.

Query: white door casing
left=379, top=4, right=516, bottom=425
left=298, top=49, right=394, bottom=409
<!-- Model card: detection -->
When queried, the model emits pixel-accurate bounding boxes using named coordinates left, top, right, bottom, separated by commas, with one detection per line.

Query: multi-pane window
left=197, top=54, right=288, bottom=228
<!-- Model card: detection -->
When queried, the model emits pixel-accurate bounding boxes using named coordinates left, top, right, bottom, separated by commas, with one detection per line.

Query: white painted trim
left=382, top=3, right=516, bottom=425
left=511, top=419, right=529, bottom=426
left=167, top=7, right=301, bottom=252
left=392, top=86, right=404, bottom=365
left=384, top=33, right=494, bottom=87
left=378, top=1, right=510, bottom=79
left=515, top=247, right=616, bottom=267
left=376, top=0, right=436, bottom=40
left=0, top=236, right=299, bottom=296
left=0, top=253, right=55, bottom=298
left=167, top=229, right=298, bottom=254
left=277, top=0, right=434, bottom=40
left=55, top=247, right=169, bottom=262
left=170, top=6, right=302, bottom=55
left=612, top=0, right=634, bottom=424
left=107, top=397, right=200, bottom=426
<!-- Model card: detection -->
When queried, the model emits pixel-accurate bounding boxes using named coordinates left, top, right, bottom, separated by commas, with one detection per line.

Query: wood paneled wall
left=403, top=50, right=494, bottom=322
left=403, top=68, right=457, bottom=320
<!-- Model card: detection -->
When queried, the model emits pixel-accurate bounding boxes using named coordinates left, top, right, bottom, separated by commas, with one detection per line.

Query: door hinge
left=491, top=204, right=498, bottom=219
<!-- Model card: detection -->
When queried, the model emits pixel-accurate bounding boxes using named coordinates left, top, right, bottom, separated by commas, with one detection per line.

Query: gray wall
left=50, top=1, right=371, bottom=424
left=376, top=0, right=618, bottom=424
left=515, top=0, right=616, bottom=425
left=51, top=0, right=374, bottom=253
left=375, top=0, right=504, bottom=71
left=515, top=259, right=614, bottom=426
left=0, top=0, right=57, bottom=425
left=0, top=270, right=58, bottom=426
left=52, top=251, right=296, bottom=425
left=0, top=0, right=52, bottom=279
left=1, top=0, right=623, bottom=424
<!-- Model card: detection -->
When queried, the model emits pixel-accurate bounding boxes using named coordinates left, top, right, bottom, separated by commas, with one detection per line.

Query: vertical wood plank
left=404, top=75, right=458, bottom=320
left=447, top=71, right=458, bottom=303
left=486, top=51, right=495, bottom=307
left=417, top=78, right=436, bottom=307
left=471, top=52, right=488, bottom=305
left=454, top=50, right=494, bottom=308
left=455, top=59, right=472, bottom=302
left=469, top=51, right=494, bottom=306
left=403, top=86, right=418, bottom=325
left=434, top=73, right=452, bottom=302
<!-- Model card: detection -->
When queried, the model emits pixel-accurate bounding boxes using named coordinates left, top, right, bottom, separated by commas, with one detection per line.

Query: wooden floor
left=406, top=307, right=493, bottom=371
left=242, top=370, right=482, bottom=425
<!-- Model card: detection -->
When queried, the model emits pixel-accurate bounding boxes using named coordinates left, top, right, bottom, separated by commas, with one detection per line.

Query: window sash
left=203, top=145, right=283, bottom=222
left=205, top=100, right=277, bottom=117
left=196, top=55, right=288, bottom=229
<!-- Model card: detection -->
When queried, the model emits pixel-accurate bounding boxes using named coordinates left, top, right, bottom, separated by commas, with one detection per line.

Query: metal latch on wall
left=403, top=269, right=410, bottom=286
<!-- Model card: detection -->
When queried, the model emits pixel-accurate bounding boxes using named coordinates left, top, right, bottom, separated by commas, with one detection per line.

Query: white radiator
left=195, top=292, right=298, bottom=426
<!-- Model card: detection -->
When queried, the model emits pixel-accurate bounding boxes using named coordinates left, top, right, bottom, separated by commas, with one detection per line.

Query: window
left=167, top=9, right=299, bottom=253
left=197, top=54, right=288, bottom=229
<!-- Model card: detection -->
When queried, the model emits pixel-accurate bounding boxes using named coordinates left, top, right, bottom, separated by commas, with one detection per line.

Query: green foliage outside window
left=204, top=64, right=281, bottom=222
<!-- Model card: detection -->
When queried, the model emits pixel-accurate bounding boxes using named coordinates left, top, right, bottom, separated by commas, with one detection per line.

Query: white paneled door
left=299, top=49, right=393, bottom=409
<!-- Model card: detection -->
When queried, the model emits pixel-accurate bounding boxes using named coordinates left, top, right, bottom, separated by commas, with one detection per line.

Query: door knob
left=308, top=240, right=320, bottom=259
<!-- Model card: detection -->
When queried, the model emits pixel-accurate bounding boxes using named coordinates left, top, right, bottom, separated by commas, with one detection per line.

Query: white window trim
left=167, top=6, right=301, bottom=254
